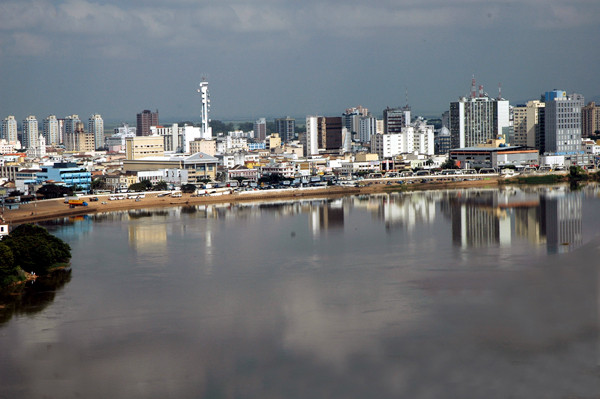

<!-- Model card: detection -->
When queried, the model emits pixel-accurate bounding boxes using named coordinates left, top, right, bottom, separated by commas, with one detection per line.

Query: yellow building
left=126, top=135, right=165, bottom=160
left=123, top=153, right=219, bottom=183
left=267, top=133, right=282, bottom=151
left=355, top=152, right=379, bottom=162
left=189, top=139, right=216, bottom=156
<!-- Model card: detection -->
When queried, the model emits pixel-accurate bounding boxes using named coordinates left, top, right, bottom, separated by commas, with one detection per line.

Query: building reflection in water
left=309, top=199, right=345, bottom=237
left=541, top=191, right=583, bottom=254
left=445, top=187, right=583, bottom=254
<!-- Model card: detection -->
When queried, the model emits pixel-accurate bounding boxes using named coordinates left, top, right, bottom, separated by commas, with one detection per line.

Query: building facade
left=254, top=118, right=267, bottom=141
left=450, top=95, right=510, bottom=149
left=137, top=109, right=159, bottom=137
left=125, top=136, right=165, bottom=160
left=582, top=102, right=600, bottom=138
left=88, top=114, right=104, bottom=149
left=383, top=106, right=411, bottom=134
left=275, top=117, right=295, bottom=142
left=543, top=90, right=584, bottom=154
left=1, top=116, right=18, bottom=144
left=43, top=115, right=61, bottom=146
left=21, top=115, right=39, bottom=149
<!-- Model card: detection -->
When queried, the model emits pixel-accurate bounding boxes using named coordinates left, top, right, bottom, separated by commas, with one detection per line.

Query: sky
left=1, top=0, right=599, bottom=124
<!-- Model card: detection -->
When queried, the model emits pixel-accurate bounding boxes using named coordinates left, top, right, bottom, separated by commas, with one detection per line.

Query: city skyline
left=1, top=0, right=599, bottom=122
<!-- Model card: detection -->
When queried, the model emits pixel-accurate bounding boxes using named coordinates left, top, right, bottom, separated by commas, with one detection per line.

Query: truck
left=68, top=198, right=88, bottom=208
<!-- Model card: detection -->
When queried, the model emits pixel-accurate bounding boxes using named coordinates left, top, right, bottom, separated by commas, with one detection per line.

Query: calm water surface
left=1, top=185, right=600, bottom=398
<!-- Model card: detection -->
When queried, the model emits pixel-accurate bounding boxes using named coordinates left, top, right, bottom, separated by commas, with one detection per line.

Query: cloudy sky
left=1, top=0, right=599, bottom=123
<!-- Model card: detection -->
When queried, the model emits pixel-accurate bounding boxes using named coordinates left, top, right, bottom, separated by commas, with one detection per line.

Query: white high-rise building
left=358, top=115, right=377, bottom=143
left=1, top=116, right=18, bottom=144
left=43, top=115, right=60, bottom=145
left=197, top=79, right=212, bottom=139
left=88, top=114, right=104, bottom=149
left=305, top=116, right=320, bottom=156
left=449, top=79, right=510, bottom=148
left=544, top=90, right=584, bottom=154
left=22, top=115, right=39, bottom=149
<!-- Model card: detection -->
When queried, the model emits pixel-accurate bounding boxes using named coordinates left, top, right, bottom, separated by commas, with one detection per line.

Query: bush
left=2, top=224, right=71, bottom=277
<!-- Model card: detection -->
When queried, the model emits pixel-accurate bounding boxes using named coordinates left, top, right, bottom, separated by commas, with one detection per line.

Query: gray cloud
left=0, top=0, right=599, bottom=121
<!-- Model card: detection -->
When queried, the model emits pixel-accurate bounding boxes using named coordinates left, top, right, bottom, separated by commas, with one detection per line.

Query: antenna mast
left=197, top=77, right=211, bottom=139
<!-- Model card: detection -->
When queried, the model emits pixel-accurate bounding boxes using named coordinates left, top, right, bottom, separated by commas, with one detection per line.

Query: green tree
left=238, top=122, right=254, bottom=132
left=153, top=180, right=168, bottom=191
left=0, top=242, right=17, bottom=285
left=37, top=184, right=73, bottom=199
left=90, top=178, right=107, bottom=191
left=441, top=158, right=458, bottom=169
left=129, top=179, right=152, bottom=192
left=181, top=184, right=196, bottom=193
left=2, top=224, right=71, bottom=276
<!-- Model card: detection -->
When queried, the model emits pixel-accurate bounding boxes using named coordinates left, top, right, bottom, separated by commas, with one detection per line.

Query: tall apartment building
left=449, top=85, right=510, bottom=149
left=383, top=106, right=411, bottom=134
left=21, top=115, right=39, bottom=149
left=343, top=106, right=369, bottom=134
left=512, top=105, right=528, bottom=147
left=582, top=102, right=600, bottom=137
left=63, top=114, right=81, bottom=143
left=88, top=114, right=104, bottom=149
left=1, top=116, right=18, bottom=144
left=43, top=115, right=60, bottom=146
left=274, top=117, right=295, bottom=142
left=254, top=118, right=267, bottom=141
left=305, top=116, right=320, bottom=156
left=65, top=121, right=94, bottom=152
left=358, top=115, right=377, bottom=143
left=543, top=90, right=584, bottom=154
left=137, top=109, right=159, bottom=136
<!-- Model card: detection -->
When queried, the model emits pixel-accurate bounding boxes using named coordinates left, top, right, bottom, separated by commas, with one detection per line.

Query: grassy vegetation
left=501, top=174, right=565, bottom=185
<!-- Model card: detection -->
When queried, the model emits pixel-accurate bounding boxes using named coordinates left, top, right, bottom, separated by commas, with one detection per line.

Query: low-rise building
left=37, top=162, right=92, bottom=191
left=123, top=152, right=218, bottom=183
left=449, top=146, right=539, bottom=169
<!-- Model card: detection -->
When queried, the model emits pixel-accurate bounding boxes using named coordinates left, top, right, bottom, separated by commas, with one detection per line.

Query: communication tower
left=197, top=78, right=212, bottom=139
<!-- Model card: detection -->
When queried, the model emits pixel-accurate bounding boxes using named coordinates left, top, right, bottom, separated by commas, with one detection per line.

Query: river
left=1, top=185, right=600, bottom=398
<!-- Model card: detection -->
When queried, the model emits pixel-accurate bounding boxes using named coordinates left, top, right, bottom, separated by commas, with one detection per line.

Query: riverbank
left=2, top=177, right=500, bottom=225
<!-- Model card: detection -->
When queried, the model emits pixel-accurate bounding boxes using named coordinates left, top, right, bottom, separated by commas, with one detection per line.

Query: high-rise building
left=137, top=109, right=159, bottom=137
left=543, top=90, right=584, bottom=154
left=21, top=115, right=39, bottom=149
left=383, top=105, right=411, bottom=134
left=512, top=104, right=528, bottom=147
left=449, top=80, right=510, bottom=149
left=582, top=102, right=600, bottom=138
left=305, top=116, right=320, bottom=156
left=1, top=116, right=18, bottom=144
left=88, top=114, right=104, bottom=149
left=320, top=117, right=343, bottom=151
left=254, top=118, right=267, bottom=141
left=43, top=115, right=60, bottom=146
left=63, top=114, right=81, bottom=143
left=358, top=115, right=377, bottom=143
left=343, top=106, right=369, bottom=135
left=275, top=117, right=295, bottom=142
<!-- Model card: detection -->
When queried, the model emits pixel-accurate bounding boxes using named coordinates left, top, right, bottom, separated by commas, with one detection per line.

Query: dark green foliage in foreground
left=1, top=224, right=71, bottom=285
left=512, top=174, right=564, bottom=185
left=181, top=184, right=197, bottom=193
left=153, top=180, right=168, bottom=191
left=129, top=179, right=153, bottom=192
left=37, top=184, right=73, bottom=199
left=0, top=242, right=19, bottom=286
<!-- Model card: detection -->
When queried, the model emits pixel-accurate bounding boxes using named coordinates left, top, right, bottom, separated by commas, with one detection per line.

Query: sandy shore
left=2, top=178, right=500, bottom=225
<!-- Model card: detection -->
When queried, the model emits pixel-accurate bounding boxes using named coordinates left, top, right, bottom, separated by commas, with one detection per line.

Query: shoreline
left=2, top=178, right=500, bottom=225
